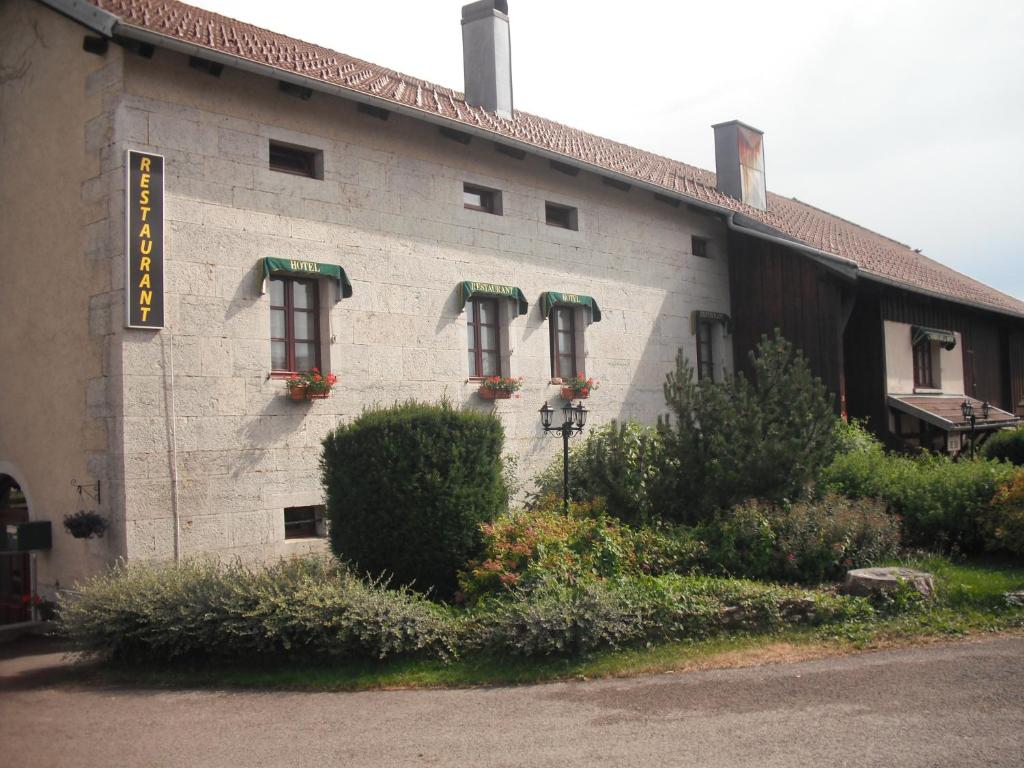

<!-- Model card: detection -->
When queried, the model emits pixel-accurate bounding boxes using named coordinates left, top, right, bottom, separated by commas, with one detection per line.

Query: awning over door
left=911, top=326, right=956, bottom=350
left=888, top=395, right=1019, bottom=432
left=260, top=258, right=353, bottom=299
left=691, top=310, right=733, bottom=335
left=539, top=291, right=602, bottom=322
left=458, top=281, right=529, bottom=315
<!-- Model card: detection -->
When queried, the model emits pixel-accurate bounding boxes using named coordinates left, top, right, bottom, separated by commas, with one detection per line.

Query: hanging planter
left=63, top=511, right=108, bottom=540
left=560, top=376, right=599, bottom=400
left=284, top=370, right=338, bottom=401
left=478, top=376, right=523, bottom=400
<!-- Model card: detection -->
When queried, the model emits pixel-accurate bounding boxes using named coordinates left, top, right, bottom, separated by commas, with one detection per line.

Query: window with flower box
left=270, top=276, right=321, bottom=374
left=549, top=305, right=580, bottom=379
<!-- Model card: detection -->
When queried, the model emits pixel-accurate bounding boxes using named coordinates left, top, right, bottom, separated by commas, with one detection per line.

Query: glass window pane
left=558, top=354, right=574, bottom=377
left=293, top=280, right=315, bottom=310
left=481, top=351, right=500, bottom=377
left=271, top=309, right=286, bottom=339
left=271, top=341, right=287, bottom=370
left=468, top=349, right=478, bottom=376
left=478, top=300, right=496, bottom=325
left=481, top=325, right=498, bottom=352
left=294, top=342, right=315, bottom=372
left=558, top=330, right=573, bottom=355
left=294, top=310, right=314, bottom=341
left=270, top=278, right=285, bottom=306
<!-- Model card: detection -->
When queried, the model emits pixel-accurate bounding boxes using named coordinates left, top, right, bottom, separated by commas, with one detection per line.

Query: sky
left=188, top=0, right=1024, bottom=301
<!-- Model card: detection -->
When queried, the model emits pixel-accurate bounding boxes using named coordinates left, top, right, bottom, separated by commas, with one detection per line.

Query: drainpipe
left=160, top=335, right=181, bottom=562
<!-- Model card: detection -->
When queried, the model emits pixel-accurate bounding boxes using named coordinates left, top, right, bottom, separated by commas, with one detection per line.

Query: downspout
left=160, top=335, right=181, bottom=562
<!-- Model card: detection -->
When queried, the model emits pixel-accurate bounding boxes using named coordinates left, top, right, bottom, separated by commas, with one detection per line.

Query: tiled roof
left=87, top=0, right=1024, bottom=318
left=889, top=395, right=1019, bottom=430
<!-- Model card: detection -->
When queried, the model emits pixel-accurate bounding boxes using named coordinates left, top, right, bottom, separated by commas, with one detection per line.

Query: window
left=692, top=236, right=709, bottom=258
left=270, top=276, right=321, bottom=373
left=269, top=140, right=323, bottom=179
left=696, top=318, right=715, bottom=381
left=545, top=201, right=578, bottom=230
left=467, top=297, right=502, bottom=377
left=549, top=305, right=579, bottom=379
left=463, top=183, right=502, bottom=215
left=913, top=339, right=936, bottom=389
left=283, top=505, right=325, bottom=539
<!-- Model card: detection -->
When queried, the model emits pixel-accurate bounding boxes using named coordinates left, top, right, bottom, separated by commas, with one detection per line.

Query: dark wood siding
left=843, top=289, right=887, bottom=431
left=1007, top=332, right=1024, bottom=416
left=727, top=231, right=848, bottom=409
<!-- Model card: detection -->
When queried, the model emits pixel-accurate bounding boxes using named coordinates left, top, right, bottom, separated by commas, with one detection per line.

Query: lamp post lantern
left=539, top=400, right=588, bottom=513
left=961, top=399, right=991, bottom=458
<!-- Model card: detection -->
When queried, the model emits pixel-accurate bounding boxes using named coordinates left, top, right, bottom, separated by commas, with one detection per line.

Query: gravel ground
left=1, top=634, right=1022, bottom=767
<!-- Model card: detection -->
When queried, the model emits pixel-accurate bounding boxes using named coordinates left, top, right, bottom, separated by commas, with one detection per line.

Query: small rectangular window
left=284, top=505, right=325, bottom=539
left=463, top=183, right=502, bottom=215
left=545, top=202, right=578, bottom=231
left=269, top=140, right=323, bottom=179
left=692, top=236, right=709, bottom=258
left=913, top=340, right=936, bottom=389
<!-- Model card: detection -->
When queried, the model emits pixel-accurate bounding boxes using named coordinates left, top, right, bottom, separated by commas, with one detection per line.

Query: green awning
left=260, top=257, right=353, bottom=298
left=458, top=281, right=528, bottom=315
left=691, top=310, right=733, bottom=335
left=539, top=291, right=602, bottom=322
left=912, top=325, right=956, bottom=350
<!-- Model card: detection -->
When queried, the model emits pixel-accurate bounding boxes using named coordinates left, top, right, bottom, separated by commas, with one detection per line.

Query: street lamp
left=539, top=400, right=588, bottom=513
left=961, top=399, right=991, bottom=458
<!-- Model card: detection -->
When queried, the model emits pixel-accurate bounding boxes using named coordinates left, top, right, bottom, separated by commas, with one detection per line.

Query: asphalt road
left=2, top=634, right=1022, bottom=767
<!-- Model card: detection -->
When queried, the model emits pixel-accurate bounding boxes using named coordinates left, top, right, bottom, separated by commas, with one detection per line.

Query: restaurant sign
left=125, top=150, right=164, bottom=328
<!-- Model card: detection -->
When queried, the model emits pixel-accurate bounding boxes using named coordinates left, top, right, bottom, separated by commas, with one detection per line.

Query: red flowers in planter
left=285, top=368, right=338, bottom=400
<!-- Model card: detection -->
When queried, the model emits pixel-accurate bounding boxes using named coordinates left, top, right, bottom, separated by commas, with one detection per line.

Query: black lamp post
left=539, top=400, right=588, bottom=513
left=960, top=399, right=991, bottom=458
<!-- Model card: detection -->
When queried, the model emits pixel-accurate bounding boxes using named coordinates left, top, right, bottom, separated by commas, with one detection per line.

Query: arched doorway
left=0, top=474, right=33, bottom=624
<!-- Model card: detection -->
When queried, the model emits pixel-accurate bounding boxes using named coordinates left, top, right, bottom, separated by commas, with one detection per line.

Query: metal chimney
left=712, top=120, right=767, bottom=211
left=461, top=0, right=513, bottom=119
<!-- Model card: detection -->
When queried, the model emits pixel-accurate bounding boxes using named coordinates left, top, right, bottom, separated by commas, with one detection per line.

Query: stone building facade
left=1, top=0, right=732, bottom=596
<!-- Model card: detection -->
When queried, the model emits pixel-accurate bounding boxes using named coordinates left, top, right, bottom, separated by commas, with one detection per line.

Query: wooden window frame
left=467, top=297, right=502, bottom=378
left=913, top=340, right=935, bottom=389
left=545, top=201, right=579, bottom=231
left=549, top=305, right=581, bottom=380
left=283, top=505, right=324, bottom=540
left=463, top=183, right=502, bottom=215
left=692, top=236, right=709, bottom=258
left=270, top=275, right=322, bottom=375
left=696, top=319, right=715, bottom=382
left=269, top=140, right=323, bottom=179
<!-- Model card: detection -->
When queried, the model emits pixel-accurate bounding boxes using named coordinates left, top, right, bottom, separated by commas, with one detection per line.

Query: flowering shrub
left=458, top=496, right=635, bottom=603
left=983, top=470, right=1024, bottom=556
left=285, top=368, right=338, bottom=394
left=478, top=376, right=524, bottom=394
left=562, top=375, right=599, bottom=396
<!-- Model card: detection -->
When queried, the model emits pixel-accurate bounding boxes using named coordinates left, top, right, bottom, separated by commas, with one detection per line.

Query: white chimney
left=461, top=1, right=513, bottom=119
left=713, top=120, right=767, bottom=211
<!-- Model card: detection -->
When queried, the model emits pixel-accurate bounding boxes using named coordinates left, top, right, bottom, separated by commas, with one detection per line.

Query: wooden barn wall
left=843, top=290, right=886, bottom=430
left=876, top=287, right=1024, bottom=410
left=727, top=232, right=846, bottom=406
left=1010, top=332, right=1024, bottom=416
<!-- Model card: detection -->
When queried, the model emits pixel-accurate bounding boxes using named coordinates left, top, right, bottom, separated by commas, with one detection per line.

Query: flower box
left=561, top=387, right=589, bottom=400
left=479, top=388, right=512, bottom=400
left=288, top=385, right=308, bottom=401
left=560, top=376, right=599, bottom=400
left=284, top=369, right=337, bottom=401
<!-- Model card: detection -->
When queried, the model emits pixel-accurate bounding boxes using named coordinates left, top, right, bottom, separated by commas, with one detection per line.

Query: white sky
left=188, top=0, right=1024, bottom=301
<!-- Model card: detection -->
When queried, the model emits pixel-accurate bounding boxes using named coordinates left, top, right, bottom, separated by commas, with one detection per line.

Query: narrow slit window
left=696, top=319, right=715, bottom=382
left=545, top=202, right=578, bottom=231
left=468, top=297, right=502, bottom=378
left=692, top=236, right=709, bottom=258
left=913, top=340, right=936, bottom=389
left=269, top=140, right=323, bottom=179
left=549, top=306, right=579, bottom=379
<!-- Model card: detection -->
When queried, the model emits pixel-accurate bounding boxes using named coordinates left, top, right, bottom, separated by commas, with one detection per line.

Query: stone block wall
left=101, top=46, right=733, bottom=562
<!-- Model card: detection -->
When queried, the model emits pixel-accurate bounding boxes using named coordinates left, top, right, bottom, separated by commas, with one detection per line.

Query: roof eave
left=863, top=272, right=1024, bottom=322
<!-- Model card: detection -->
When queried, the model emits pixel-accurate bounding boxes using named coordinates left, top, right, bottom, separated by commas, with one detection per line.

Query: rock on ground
left=843, top=567, right=935, bottom=599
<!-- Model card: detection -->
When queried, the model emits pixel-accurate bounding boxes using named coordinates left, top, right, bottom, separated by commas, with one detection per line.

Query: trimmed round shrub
left=982, top=426, right=1024, bottom=466
left=321, top=401, right=507, bottom=599
left=983, top=470, right=1024, bottom=557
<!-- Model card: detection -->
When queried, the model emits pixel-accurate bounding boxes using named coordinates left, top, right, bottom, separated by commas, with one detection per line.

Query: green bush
left=321, top=400, right=507, bottom=598
left=981, top=426, right=1024, bottom=466
left=822, top=444, right=1017, bottom=551
left=656, top=332, right=838, bottom=524
left=982, top=470, right=1024, bottom=557
left=699, top=495, right=901, bottom=583
left=532, top=420, right=667, bottom=526
left=476, top=574, right=873, bottom=657
left=627, top=522, right=707, bottom=577
left=58, top=558, right=458, bottom=663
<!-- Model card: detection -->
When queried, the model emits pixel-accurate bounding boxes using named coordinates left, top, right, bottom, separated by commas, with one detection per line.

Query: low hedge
left=59, top=557, right=875, bottom=662
left=981, top=426, right=1024, bottom=466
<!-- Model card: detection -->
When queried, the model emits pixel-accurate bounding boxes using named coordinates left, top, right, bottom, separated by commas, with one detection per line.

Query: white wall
left=883, top=320, right=964, bottom=395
